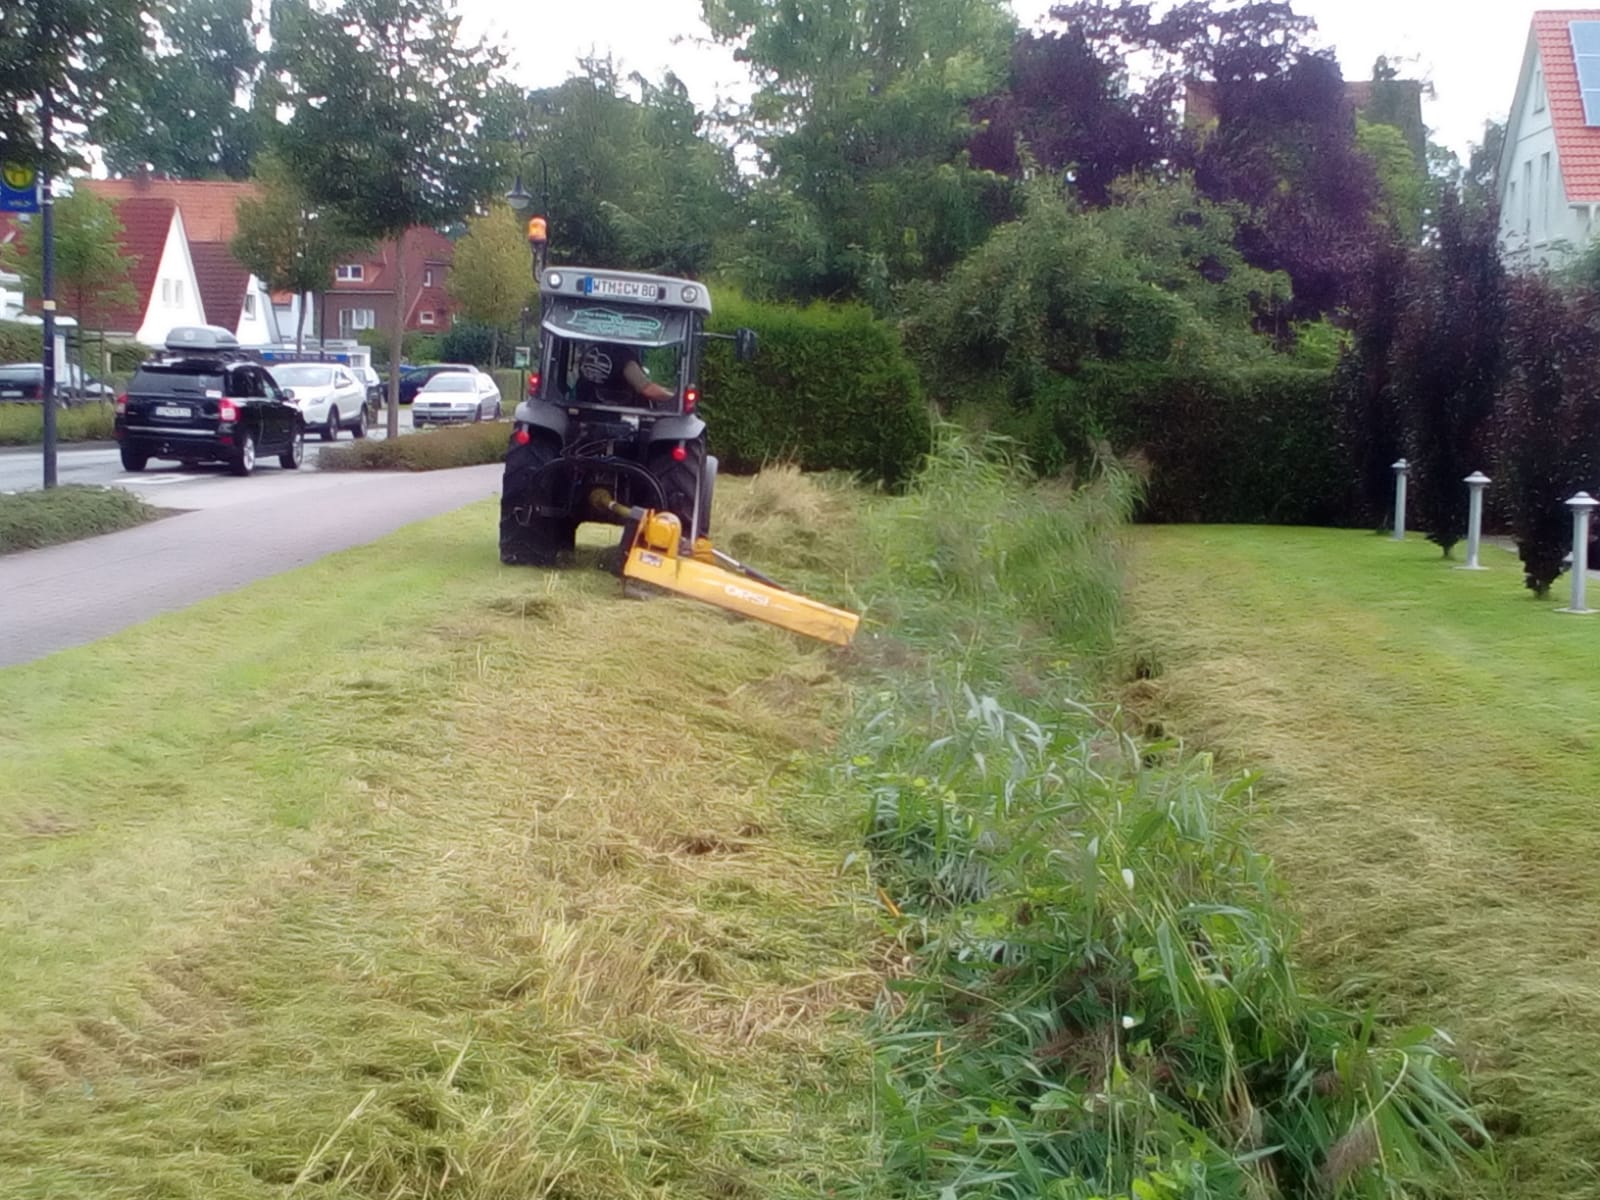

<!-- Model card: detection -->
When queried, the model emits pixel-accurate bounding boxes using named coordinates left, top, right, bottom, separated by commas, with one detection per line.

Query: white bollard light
left=1559, top=491, right=1599, bottom=615
left=1460, top=471, right=1490, bottom=570
left=1391, top=459, right=1410, bottom=540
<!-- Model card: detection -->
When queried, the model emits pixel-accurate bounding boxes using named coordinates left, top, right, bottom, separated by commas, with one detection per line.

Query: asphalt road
left=0, top=407, right=416, bottom=497
left=0, top=462, right=502, bottom=669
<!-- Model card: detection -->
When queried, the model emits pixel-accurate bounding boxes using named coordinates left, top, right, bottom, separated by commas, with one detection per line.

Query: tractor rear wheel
left=646, top=438, right=711, bottom=537
left=500, top=430, right=576, bottom=565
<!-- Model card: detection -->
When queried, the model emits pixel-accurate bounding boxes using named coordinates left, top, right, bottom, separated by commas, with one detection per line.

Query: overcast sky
left=462, top=0, right=1546, bottom=160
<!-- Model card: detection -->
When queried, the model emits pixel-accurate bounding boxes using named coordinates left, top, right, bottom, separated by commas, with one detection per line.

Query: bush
left=107, top=341, right=149, bottom=374
left=1498, top=276, right=1600, bottom=597
left=0, top=484, right=159, bottom=554
left=318, top=419, right=510, bottom=471
left=490, top=369, right=523, bottom=407
left=976, top=362, right=1345, bottom=524
left=699, top=294, right=931, bottom=487
left=0, top=320, right=37, bottom=364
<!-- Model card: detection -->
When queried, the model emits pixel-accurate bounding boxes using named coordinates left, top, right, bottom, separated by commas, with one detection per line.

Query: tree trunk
left=388, top=229, right=406, bottom=438
left=295, top=291, right=307, bottom=354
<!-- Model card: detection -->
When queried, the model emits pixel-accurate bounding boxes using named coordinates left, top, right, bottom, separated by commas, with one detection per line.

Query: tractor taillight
left=218, top=398, right=240, bottom=422
left=114, top=393, right=127, bottom=415
left=684, top=385, right=700, bottom=412
left=514, top=427, right=531, bottom=445
left=672, top=443, right=687, bottom=463
left=527, top=371, right=540, bottom=397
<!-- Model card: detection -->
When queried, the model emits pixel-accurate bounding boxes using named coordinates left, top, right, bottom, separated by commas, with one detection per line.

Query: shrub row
left=0, top=401, right=117, bottom=446
left=970, top=362, right=1345, bottom=524
left=700, top=295, right=931, bottom=488
left=0, top=484, right=160, bottom=555
left=318, top=419, right=510, bottom=472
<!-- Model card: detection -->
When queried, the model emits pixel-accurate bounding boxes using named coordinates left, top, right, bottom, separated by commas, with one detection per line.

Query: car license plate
left=0, top=389, right=21, bottom=398
left=155, top=404, right=190, bottom=418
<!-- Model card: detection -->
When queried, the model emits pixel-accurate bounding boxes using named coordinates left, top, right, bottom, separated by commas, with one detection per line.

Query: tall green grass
left=836, top=430, right=1484, bottom=1197
left=0, top=401, right=116, bottom=445
left=0, top=484, right=160, bottom=553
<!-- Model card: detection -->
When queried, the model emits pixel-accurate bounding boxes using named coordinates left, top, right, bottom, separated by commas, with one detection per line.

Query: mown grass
left=0, top=475, right=888, bottom=1199
left=1122, top=526, right=1600, bottom=1197
left=0, top=483, right=161, bottom=554
left=319, top=419, right=511, bottom=471
left=827, top=433, right=1483, bottom=1198
left=0, top=400, right=117, bottom=445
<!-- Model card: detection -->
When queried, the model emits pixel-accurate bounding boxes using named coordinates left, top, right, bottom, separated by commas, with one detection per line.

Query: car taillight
left=218, top=398, right=239, bottom=421
left=526, top=371, right=540, bottom=397
left=683, top=385, right=699, bottom=412
left=114, top=393, right=127, bottom=415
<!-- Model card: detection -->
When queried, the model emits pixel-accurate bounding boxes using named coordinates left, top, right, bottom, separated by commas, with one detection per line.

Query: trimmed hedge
left=700, top=296, right=931, bottom=488
left=0, top=484, right=160, bottom=555
left=318, top=419, right=510, bottom=471
left=985, top=362, right=1346, bottom=525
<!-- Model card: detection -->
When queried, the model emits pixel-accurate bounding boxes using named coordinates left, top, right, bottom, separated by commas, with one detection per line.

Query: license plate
left=155, top=404, right=190, bottom=418
left=581, top=276, right=662, bottom=300
left=0, top=389, right=21, bottom=398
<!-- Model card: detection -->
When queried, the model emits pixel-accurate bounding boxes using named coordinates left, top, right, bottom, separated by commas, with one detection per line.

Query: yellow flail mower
left=499, top=264, right=859, bottom=646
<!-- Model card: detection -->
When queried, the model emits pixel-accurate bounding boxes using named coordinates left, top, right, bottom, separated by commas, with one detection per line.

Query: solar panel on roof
left=1573, top=21, right=1600, bottom=123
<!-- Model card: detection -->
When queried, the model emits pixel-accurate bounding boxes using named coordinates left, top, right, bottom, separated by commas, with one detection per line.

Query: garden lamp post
left=1391, top=459, right=1410, bottom=541
left=1559, top=492, right=1599, bottom=615
left=1460, top=472, right=1490, bottom=570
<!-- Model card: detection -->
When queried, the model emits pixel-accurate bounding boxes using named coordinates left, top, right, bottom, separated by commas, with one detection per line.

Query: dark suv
left=115, top=326, right=305, bottom=476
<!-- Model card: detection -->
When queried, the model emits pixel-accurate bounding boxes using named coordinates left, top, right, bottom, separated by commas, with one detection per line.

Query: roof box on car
left=164, top=325, right=240, bottom=353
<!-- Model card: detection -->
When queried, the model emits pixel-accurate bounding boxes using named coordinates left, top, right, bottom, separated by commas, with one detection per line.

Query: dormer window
left=1570, top=21, right=1600, bottom=123
left=336, top=264, right=364, bottom=282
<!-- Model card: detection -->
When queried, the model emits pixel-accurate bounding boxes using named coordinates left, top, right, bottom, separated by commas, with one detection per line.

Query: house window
left=338, top=307, right=376, bottom=335
left=244, top=292, right=256, bottom=319
left=1523, top=159, right=1534, bottom=236
left=423, top=269, right=433, bottom=287
left=419, top=310, right=435, bottom=326
left=336, top=264, right=364, bottom=282
left=1541, top=152, right=1552, bottom=236
left=1535, top=66, right=1547, bottom=113
left=160, top=279, right=171, bottom=304
left=174, top=280, right=184, bottom=306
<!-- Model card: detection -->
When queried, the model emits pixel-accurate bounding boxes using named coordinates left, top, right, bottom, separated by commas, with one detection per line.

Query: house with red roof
left=1499, top=11, right=1600, bottom=263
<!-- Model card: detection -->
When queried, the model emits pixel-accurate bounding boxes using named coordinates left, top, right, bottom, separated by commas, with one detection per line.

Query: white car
left=412, top=370, right=503, bottom=427
left=268, top=362, right=370, bottom=440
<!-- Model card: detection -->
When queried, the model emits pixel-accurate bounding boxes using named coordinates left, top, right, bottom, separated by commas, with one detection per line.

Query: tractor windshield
left=542, top=299, right=688, bottom=347
left=542, top=298, right=690, bottom=407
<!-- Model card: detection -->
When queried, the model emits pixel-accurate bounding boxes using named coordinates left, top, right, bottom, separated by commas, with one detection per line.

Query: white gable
left=135, top=208, right=206, bottom=346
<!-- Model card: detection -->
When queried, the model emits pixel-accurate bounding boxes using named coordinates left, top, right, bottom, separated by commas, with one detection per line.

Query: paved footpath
left=0, top=464, right=501, bottom=669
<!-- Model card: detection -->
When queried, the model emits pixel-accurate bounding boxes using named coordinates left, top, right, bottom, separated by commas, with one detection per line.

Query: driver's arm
left=624, top=359, right=673, bottom=401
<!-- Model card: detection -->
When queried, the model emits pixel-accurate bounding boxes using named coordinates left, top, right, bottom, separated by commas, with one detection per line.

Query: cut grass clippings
left=0, top=473, right=888, bottom=1199
left=319, top=419, right=511, bottom=471
left=1122, top=525, right=1600, bottom=1197
left=0, top=401, right=117, bottom=445
left=0, top=483, right=161, bottom=555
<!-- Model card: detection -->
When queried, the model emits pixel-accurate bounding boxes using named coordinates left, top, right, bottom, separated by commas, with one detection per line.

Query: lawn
left=0, top=475, right=884, bottom=1199
left=1124, top=525, right=1600, bottom=1197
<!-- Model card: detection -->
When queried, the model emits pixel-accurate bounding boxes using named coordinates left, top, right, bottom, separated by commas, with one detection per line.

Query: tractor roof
left=541, top=267, right=712, bottom=315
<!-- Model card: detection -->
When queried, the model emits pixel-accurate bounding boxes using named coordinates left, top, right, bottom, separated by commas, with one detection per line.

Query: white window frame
left=243, top=292, right=256, bottom=318
left=161, top=279, right=172, bottom=305
left=1535, top=66, right=1548, bottom=113
left=423, top=269, right=433, bottom=287
left=419, top=310, right=435, bottom=326
left=335, top=264, right=365, bottom=282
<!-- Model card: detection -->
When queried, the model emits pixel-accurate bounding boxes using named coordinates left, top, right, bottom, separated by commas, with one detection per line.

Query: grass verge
left=1122, top=525, right=1600, bottom=1197
left=830, top=433, right=1483, bottom=1198
left=0, top=483, right=161, bottom=554
left=320, top=419, right=510, bottom=471
left=0, top=401, right=117, bottom=445
left=0, top=474, right=886, bottom=1199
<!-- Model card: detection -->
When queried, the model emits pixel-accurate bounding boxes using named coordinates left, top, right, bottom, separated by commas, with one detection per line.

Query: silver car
left=412, top=370, right=503, bottom=427
left=268, top=362, right=370, bottom=440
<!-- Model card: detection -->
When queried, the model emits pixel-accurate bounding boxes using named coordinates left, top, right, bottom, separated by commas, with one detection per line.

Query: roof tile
left=1533, top=10, right=1600, bottom=202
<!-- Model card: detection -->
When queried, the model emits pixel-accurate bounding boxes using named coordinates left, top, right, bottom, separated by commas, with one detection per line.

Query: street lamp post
left=505, top=145, right=551, bottom=279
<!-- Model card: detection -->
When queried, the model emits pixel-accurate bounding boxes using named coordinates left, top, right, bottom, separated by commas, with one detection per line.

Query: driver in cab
left=575, top=341, right=672, bottom=405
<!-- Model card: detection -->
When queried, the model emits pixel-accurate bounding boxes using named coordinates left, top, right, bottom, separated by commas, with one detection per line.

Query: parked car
left=353, top=364, right=383, bottom=413
left=267, top=361, right=370, bottom=440
left=397, top=362, right=475, bottom=405
left=115, top=326, right=304, bottom=476
left=0, top=362, right=114, bottom=403
left=412, top=370, right=503, bottom=427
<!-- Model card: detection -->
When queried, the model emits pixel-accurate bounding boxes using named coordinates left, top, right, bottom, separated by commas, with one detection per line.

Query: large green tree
left=0, top=189, right=138, bottom=393
left=272, top=0, right=507, bottom=434
left=92, top=0, right=266, bottom=179
left=0, top=0, right=149, bottom=169
left=702, top=0, right=1017, bottom=303
left=445, top=204, right=530, bottom=367
left=230, top=153, right=370, bottom=352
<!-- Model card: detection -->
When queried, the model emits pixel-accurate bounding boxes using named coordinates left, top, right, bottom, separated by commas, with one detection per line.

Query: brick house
left=322, top=228, right=457, bottom=341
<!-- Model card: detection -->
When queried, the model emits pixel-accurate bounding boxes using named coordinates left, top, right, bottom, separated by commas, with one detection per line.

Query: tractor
left=499, top=266, right=858, bottom=646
